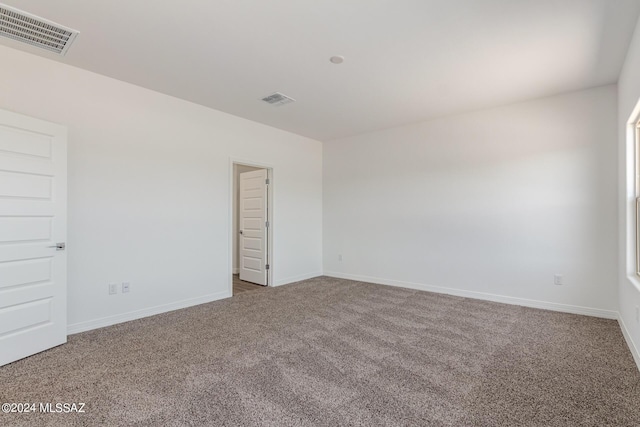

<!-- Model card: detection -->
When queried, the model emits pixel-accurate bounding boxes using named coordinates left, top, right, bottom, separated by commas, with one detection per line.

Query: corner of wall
left=618, top=313, right=640, bottom=371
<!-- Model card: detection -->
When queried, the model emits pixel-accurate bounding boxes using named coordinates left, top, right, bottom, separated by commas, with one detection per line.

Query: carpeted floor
left=1, top=276, right=639, bottom=426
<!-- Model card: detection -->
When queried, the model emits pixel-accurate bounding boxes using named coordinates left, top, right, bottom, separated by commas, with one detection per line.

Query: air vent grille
left=0, top=4, right=78, bottom=55
left=261, top=92, right=295, bottom=106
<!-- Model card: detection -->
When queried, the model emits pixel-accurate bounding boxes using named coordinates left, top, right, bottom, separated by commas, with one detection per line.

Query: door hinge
left=265, top=221, right=269, bottom=228
left=265, top=178, right=270, bottom=185
left=266, top=264, right=270, bottom=270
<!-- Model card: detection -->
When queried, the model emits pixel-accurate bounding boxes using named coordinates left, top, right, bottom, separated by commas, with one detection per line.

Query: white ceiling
left=2, top=0, right=640, bottom=141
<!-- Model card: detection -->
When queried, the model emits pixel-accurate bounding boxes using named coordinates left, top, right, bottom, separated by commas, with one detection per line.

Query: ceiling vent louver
left=261, top=92, right=296, bottom=106
left=0, top=4, right=78, bottom=55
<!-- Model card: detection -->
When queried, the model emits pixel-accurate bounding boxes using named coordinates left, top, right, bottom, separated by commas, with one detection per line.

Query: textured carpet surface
left=1, top=276, right=639, bottom=426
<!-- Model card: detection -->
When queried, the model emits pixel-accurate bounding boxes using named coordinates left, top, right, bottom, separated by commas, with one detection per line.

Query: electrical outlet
left=554, top=274, right=563, bottom=286
left=108, top=283, right=118, bottom=295
left=122, top=282, right=130, bottom=293
left=338, top=254, right=343, bottom=262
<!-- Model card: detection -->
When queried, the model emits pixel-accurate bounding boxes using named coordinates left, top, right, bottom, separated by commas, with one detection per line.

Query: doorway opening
left=231, top=160, right=273, bottom=296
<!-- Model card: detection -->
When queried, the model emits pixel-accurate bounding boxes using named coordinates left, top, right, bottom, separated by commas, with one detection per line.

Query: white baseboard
left=323, top=271, right=618, bottom=320
left=274, top=271, right=323, bottom=287
left=232, top=268, right=239, bottom=275
left=67, top=290, right=231, bottom=335
left=618, top=314, right=640, bottom=371
left=68, top=271, right=323, bottom=334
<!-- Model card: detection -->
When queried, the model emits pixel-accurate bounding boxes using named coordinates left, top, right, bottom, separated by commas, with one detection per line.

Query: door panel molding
left=239, top=168, right=267, bottom=286
left=0, top=109, right=67, bottom=367
left=229, top=158, right=273, bottom=294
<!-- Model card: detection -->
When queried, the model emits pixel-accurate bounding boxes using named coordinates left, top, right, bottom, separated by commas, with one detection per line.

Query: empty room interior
left=3, top=0, right=640, bottom=425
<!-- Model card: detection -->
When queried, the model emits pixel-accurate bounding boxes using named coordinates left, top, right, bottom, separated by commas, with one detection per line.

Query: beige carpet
left=1, top=276, right=639, bottom=426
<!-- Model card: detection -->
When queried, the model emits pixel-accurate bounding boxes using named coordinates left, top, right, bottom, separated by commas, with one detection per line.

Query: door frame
left=229, top=157, right=273, bottom=295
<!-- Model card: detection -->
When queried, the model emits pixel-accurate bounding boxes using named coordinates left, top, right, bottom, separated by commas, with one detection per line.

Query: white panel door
left=239, top=169, right=267, bottom=286
left=0, top=110, right=67, bottom=367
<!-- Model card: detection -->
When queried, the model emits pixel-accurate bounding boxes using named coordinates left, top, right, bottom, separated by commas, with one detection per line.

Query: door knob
left=47, top=242, right=66, bottom=251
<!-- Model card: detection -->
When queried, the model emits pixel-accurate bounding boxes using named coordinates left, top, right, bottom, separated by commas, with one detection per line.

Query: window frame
left=636, top=122, right=640, bottom=277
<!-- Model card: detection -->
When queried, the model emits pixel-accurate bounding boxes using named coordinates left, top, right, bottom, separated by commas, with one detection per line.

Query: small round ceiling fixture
left=330, top=55, right=345, bottom=64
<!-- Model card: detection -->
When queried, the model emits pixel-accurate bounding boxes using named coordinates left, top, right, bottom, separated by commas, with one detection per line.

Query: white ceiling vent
left=0, top=4, right=79, bottom=55
left=261, top=92, right=295, bottom=106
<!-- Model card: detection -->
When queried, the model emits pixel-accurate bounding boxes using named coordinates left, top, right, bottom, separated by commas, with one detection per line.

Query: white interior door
left=239, top=169, right=268, bottom=286
left=0, top=110, right=67, bottom=367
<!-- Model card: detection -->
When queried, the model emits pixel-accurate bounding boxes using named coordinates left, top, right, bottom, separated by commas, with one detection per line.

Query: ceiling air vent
left=261, top=92, right=295, bottom=106
left=0, top=4, right=79, bottom=55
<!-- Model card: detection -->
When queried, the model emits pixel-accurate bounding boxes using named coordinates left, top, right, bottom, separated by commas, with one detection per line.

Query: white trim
left=618, top=313, right=640, bottom=372
left=67, top=290, right=231, bottom=335
left=274, top=272, right=323, bottom=287
left=229, top=157, right=274, bottom=291
left=232, top=268, right=239, bottom=275
left=323, top=271, right=618, bottom=320
left=624, top=117, right=640, bottom=290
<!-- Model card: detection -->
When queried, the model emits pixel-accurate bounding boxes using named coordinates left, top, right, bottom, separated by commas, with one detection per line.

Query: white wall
left=324, top=85, right=618, bottom=317
left=0, top=45, right=323, bottom=332
left=618, top=14, right=640, bottom=367
left=232, top=163, right=262, bottom=273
